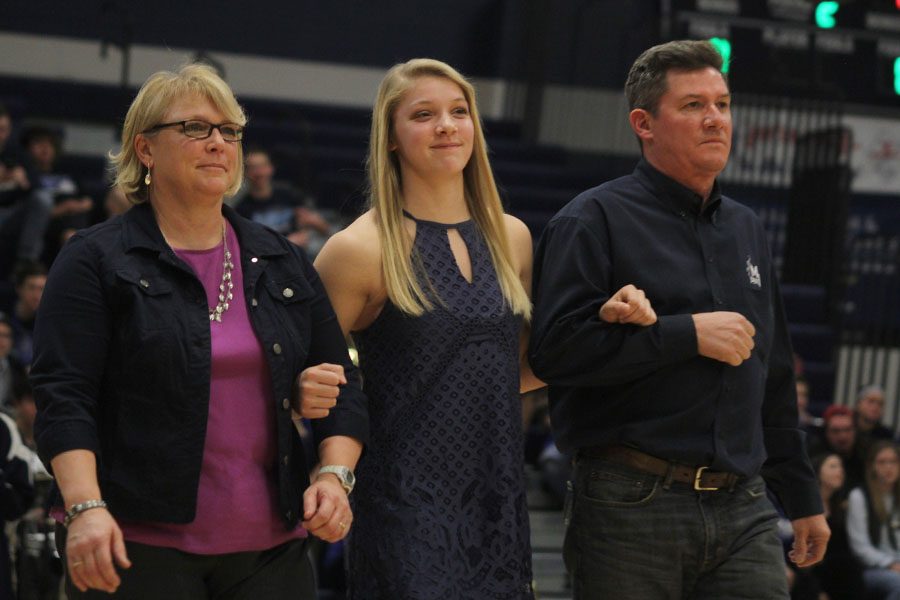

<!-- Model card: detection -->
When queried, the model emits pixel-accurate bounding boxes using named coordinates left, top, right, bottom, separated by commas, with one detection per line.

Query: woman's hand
left=302, top=475, right=352, bottom=542
left=297, top=363, right=346, bottom=419
left=66, top=507, right=131, bottom=593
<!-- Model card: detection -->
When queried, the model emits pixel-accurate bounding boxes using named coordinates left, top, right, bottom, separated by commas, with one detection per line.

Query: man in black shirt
left=529, top=40, right=829, bottom=599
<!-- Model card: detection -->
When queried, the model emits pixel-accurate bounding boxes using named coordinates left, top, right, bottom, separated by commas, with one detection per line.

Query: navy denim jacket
left=31, top=202, right=368, bottom=528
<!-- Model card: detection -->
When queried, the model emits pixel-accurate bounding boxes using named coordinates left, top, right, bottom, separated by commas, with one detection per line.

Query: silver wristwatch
left=318, top=465, right=356, bottom=495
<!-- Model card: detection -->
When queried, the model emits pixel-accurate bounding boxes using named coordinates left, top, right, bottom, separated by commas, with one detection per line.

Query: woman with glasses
left=30, top=63, right=368, bottom=599
left=847, top=440, right=900, bottom=599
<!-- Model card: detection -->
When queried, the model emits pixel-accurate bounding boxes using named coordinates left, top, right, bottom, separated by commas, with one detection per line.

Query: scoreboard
left=671, top=0, right=900, bottom=106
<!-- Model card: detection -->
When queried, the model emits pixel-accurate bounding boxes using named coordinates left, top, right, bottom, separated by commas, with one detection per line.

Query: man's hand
left=599, top=284, right=657, bottom=326
left=65, top=508, right=132, bottom=593
left=692, top=311, right=755, bottom=366
left=302, top=475, right=352, bottom=542
left=297, top=363, right=346, bottom=419
left=789, top=514, right=830, bottom=568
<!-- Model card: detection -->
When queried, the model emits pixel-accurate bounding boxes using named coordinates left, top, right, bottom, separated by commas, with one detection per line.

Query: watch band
left=318, top=465, right=355, bottom=495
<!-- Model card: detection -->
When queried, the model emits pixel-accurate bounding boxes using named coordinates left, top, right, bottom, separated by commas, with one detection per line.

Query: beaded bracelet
left=64, top=499, right=108, bottom=527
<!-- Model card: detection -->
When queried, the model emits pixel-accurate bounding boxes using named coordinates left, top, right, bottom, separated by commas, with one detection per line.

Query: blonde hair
left=367, top=58, right=531, bottom=319
left=110, top=63, right=247, bottom=203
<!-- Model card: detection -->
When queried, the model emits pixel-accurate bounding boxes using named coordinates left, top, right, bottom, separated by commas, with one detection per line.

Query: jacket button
left=251, top=298, right=258, bottom=307
left=282, top=288, right=294, bottom=298
left=282, top=398, right=290, bottom=410
left=139, top=278, right=150, bottom=288
left=283, top=455, right=289, bottom=466
left=273, top=343, right=282, bottom=355
left=285, top=510, right=293, bottom=521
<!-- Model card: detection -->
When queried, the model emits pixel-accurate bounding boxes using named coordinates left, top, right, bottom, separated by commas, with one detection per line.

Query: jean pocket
left=580, top=468, right=659, bottom=507
left=564, top=480, right=574, bottom=526
left=738, top=477, right=767, bottom=501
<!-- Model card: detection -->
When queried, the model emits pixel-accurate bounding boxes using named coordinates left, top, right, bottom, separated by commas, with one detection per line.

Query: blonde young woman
left=31, top=64, right=366, bottom=598
left=304, top=58, right=541, bottom=598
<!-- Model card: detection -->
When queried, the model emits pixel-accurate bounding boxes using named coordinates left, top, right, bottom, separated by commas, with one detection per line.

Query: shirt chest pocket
left=114, top=269, right=176, bottom=329
left=112, top=269, right=181, bottom=386
left=261, top=275, right=316, bottom=357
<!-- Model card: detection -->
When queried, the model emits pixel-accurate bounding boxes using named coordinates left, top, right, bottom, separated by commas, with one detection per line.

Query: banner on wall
left=845, top=115, right=900, bottom=196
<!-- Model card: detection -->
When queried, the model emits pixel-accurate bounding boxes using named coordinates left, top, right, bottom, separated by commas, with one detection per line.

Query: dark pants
left=564, top=455, right=789, bottom=600
left=56, top=525, right=316, bottom=600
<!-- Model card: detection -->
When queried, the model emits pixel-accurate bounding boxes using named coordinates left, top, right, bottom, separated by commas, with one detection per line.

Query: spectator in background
left=804, top=453, right=864, bottom=600
left=236, top=147, right=334, bottom=258
left=9, top=262, right=46, bottom=368
left=0, top=312, right=27, bottom=408
left=20, top=126, right=94, bottom=266
left=846, top=441, right=900, bottom=599
left=0, top=108, right=49, bottom=281
left=103, top=185, right=132, bottom=219
left=810, top=405, right=866, bottom=492
left=856, top=384, right=893, bottom=443
left=0, top=406, right=35, bottom=599
left=796, top=375, right=823, bottom=431
left=10, top=377, right=61, bottom=600
left=0, top=104, right=28, bottom=197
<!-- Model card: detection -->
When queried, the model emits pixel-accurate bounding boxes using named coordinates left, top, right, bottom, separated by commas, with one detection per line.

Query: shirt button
left=282, top=288, right=294, bottom=298
left=273, top=343, right=282, bottom=355
left=285, top=510, right=293, bottom=521
left=251, top=298, right=258, bottom=307
left=715, top=297, right=724, bottom=305
left=250, top=257, right=259, bottom=263
left=139, top=278, right=150, bottom=288
left=282, top=455, right=289, bottom=466
left=707, top=257, right=714, bottom=263
left=282, top=398, right=291, bottom=410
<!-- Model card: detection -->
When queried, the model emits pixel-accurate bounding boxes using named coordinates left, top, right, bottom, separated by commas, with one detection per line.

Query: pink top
left=120, top=222, right=306, bottom=553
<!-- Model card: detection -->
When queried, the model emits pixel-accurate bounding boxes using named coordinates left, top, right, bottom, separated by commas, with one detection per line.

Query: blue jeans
left=563, top=455, right=788, bottom=599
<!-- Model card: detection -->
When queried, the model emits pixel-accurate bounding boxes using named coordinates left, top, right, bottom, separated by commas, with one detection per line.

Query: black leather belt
left=580, top=445, right=740, bottom=491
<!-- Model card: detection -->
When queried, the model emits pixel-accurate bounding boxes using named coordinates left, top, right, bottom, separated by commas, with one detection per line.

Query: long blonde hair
left=367, top=58, right=530, bottom=319
left=110, top=62, right=248, bottom=203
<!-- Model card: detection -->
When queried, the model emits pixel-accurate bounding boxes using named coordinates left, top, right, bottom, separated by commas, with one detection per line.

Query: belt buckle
left=693, top=466, right=719, bottom=491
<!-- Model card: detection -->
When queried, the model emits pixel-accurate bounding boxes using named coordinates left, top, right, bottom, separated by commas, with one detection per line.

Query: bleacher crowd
left=0, top=73, right=897, bottom=600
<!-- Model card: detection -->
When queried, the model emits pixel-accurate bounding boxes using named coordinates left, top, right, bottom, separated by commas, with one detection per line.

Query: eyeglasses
left=142, top=120, right=244, bottom=142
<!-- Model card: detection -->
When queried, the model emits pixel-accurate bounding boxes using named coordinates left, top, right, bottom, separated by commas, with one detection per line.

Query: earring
left=144, top=170, right=151, bottom=186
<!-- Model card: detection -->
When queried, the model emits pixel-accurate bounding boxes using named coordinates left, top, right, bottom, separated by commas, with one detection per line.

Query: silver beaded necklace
left=210, top=222, right=234, bottom=323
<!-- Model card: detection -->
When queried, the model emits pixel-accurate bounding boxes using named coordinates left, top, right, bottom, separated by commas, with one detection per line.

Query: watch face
left=320, top=466, right=355, bottom=493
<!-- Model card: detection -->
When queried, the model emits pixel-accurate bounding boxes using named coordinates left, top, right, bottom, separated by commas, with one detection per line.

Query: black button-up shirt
left=32, top=202, right=368, bottom=527
left=529, top=159, right=820, bottom=519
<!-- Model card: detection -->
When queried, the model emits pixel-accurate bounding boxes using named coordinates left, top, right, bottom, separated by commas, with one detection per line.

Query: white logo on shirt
left=746, top=256, right=761, bottom=288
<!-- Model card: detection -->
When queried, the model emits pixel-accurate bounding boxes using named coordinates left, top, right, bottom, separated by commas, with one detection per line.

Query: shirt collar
left=121, top=201, right=289, bottom=259
left=635, top=158, right=722, bottom=219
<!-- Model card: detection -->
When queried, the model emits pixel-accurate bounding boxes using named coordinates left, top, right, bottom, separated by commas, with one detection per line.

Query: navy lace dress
left=348, top=212, right=533, bottom=600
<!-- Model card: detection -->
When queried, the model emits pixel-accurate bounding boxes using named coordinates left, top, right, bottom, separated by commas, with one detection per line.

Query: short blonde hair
left=367, top=58, right=531, bottom=319
left=110, top=63, right=247, bottom=203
